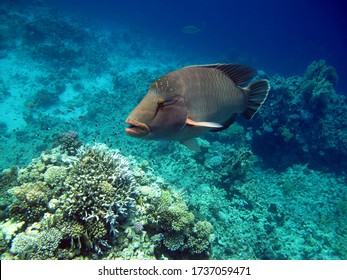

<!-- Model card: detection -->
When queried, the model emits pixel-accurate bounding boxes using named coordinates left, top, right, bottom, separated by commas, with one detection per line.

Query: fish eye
left=157, top=98, right=165, bottom=108
left=157, top=99, right=176, bottom=109
left=150, top=81, right=158, bottom=89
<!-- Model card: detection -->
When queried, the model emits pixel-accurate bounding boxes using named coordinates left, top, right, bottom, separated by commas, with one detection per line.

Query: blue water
left=51, top=0, right=347, bottom=92
left=0, top=0, right=346, bottom=260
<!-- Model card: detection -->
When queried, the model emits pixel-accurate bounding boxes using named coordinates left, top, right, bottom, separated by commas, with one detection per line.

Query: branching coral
left=59, top=144, right=137, bottom=234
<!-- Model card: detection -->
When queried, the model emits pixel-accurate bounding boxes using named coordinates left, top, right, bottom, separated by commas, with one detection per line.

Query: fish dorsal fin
left=185, top=64, right=257, bottom=85
left=206, top=64, right=257, bottom=85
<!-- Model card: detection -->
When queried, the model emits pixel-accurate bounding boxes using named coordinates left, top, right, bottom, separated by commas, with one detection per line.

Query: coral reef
left=3, top=135, right=343, bottom=260
left=0, top=144, right=213, bottom=260
left=187, top=165, right=346, bottom=259
left=0, top=167, right=18, bottom=221
left=10, top=226, right=62, bottom=260
left=57, top=144, right=137, bottom=240
left=9, top=181, right=50, bottom=224
left=251, top=60, right=346, bottom=171
left=138, top=188, right=214, bottom=259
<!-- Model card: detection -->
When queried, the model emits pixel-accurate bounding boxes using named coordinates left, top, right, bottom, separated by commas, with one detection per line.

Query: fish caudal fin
left=242, top=79, right=270, bottom=120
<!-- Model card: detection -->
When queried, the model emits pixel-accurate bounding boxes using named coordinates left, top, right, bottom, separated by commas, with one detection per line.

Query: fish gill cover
left=0, top=0, right=346, bottom=260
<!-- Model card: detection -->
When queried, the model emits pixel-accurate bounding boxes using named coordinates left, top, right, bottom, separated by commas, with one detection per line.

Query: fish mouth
left=125, top=118, right=150, bottom=137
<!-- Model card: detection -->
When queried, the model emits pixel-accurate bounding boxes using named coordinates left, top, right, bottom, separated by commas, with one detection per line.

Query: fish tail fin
left=242, top=79, right=270, bottom=119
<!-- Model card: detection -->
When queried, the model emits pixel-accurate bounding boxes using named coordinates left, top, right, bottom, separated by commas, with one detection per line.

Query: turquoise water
left=0, top=0, right=346, bottom=260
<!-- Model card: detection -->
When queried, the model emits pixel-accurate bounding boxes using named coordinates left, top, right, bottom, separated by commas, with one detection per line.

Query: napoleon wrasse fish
left=125, top=64, right=270, bottom=151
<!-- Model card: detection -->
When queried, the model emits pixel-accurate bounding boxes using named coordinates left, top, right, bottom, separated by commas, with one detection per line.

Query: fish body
left=125, top=64, right=270, bottom=151
left=182, top=25, right=201, bottom=34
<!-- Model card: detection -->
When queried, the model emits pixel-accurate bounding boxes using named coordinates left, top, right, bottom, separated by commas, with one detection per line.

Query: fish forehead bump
left=150, top=77, right=169, bottom=92
left=149, top=73, right=181, bottom=99
left=127, top=91, right=157, bottom=120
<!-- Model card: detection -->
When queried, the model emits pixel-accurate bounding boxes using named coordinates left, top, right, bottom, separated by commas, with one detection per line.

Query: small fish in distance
left=182, top=25, right=201, bottom=34
left=125, top=64, right=270, bottom=152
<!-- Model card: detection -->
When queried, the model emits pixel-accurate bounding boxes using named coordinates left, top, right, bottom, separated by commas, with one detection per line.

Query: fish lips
left=125, top=118, right=150, bottom=137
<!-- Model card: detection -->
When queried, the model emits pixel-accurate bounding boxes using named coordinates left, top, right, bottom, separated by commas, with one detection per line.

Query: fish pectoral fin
left=180, top=138, right=201, bottom=152
left=186, top=118, right=223, bottom=128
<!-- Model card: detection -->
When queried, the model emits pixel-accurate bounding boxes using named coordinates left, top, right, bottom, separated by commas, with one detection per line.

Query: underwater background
left=0, top=0, right=346, bottom=260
